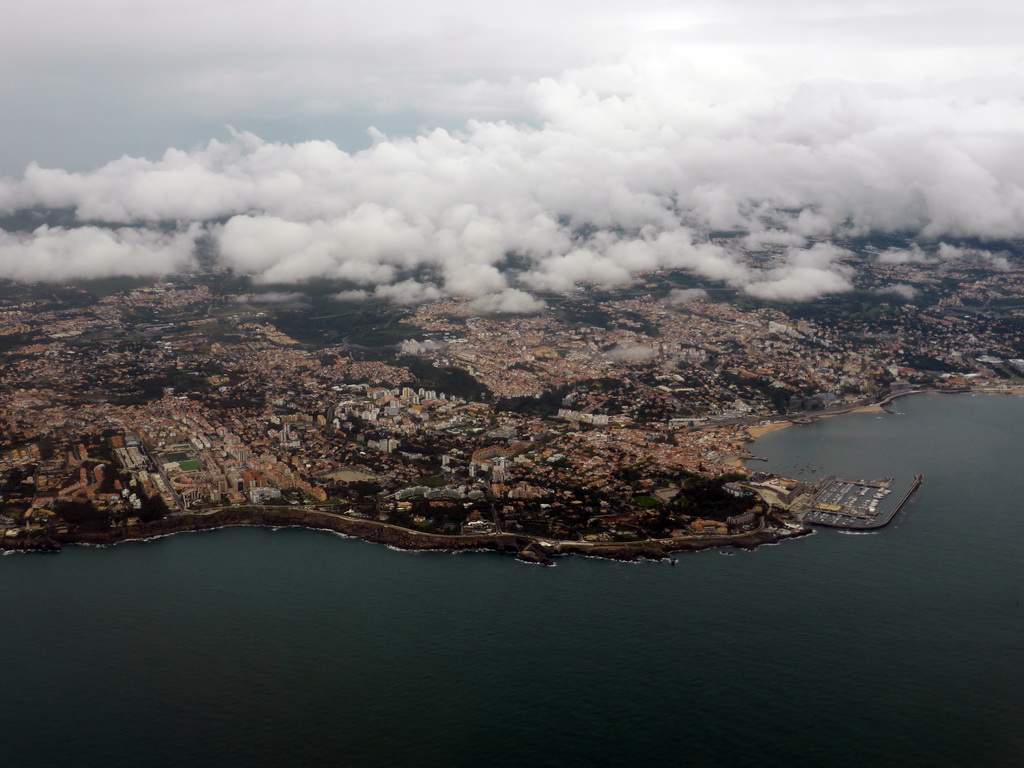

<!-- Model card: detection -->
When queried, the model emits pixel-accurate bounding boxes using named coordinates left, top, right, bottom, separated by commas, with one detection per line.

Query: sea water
left=3, top=394, right=1023, bottom=767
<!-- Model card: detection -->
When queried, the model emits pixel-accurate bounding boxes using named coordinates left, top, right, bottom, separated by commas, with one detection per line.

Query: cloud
left=876, top=244, right=931, bottom=264
left=667, top=288, right=709, bottom=305
left=373, top=279, right=444, bottom=305
left=2, top=42, right=1024, bottom=301
left=741, top=229, right=807, bottom=250
left=743, top=267, right=853, bottom=302
left=330, top=289, right=370, bottom=302
left=937, top=243, right=1011, bottom=270
left=0, top=224, right=199, bottom=282
left=400, top=339, right=445, bottom=355
left=1, top=0, right=1021, bottom=185
left=875, top=283, right=918, bottom=301
left=742, top=243, right=854, bottom=301
left=233, top=291, right=309, bottom=306
left=604, top=345, right=657, bottom=362
left=877, top=242, right=1012, bottom=269
left=520, top=248, right=633, bottom=293
left=468, top=288, right=547, bottom=314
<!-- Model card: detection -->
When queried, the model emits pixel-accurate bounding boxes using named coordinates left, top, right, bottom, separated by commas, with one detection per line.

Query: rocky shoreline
left=1, top=506, right=809, bottom=564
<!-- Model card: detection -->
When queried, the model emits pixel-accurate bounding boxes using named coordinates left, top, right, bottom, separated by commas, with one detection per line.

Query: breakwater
left=878, top=473, right=924, bottom=528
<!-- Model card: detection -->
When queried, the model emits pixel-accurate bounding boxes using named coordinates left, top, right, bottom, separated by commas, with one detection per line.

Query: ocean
left=4, top=393, right=1023, bottom=767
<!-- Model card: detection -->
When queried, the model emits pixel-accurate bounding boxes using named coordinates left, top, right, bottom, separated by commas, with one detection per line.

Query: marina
left=799, top=474, right=924, bottom=529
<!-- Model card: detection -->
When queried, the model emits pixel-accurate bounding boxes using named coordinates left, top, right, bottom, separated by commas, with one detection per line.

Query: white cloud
left=937, top=242, right=1011, bottom=270
left=232, top=291, right=309, bottom=306
left=0, top=224, right=199, bottom=282
left=667, top=288, right=709, bottom=304
left=330, top=289, right=370, bottom=302
left=743, top=243, right=854, bottom=301
left=400, top=338, right=445, bottom=354
left=604, top=345, right=657, bottom=362
left=877, top=244, right=931, bottom=264
left=1, top=22, right=1023, bottom=302
left=373, top=279, right=444, bottom=305
left=744, top=268, right=853, bottom=301
left=468, top=288, right=547, bottom=314
left=877, top=241, right=1012, bottom=270
left=1, top=1, right=1022, bottom=177
left=875, top=283, right=918, bottom=301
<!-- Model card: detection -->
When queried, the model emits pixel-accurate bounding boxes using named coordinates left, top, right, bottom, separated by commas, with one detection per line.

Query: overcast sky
left=1, top=0, right=1022, bottom=300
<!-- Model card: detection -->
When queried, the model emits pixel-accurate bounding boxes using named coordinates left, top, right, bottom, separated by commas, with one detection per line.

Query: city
left=3, top=238, right=1022, bottom=560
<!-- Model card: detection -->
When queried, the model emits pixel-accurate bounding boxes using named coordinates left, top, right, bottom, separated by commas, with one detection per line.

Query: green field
left=178, top=460, right=202, bottom=472
left=633, top=495, right=662, bottom=508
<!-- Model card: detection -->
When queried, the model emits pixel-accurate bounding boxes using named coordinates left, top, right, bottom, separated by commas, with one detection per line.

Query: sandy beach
left=745, top=404, right=886, bottom=440
left=745, top=421, right=794, bottom=439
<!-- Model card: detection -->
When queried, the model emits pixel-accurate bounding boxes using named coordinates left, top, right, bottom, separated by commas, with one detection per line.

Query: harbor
left=796, top=474, right=924, bottom=529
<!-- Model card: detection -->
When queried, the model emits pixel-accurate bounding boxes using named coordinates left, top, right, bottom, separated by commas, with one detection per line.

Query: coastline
left=745, top=403, right=887, bottom=439
left=745, top=421, right=793, bottom=439
left=734, top=386, right=1024, bottom=466
left=9, top=387, right=1020, bottom=564
left=1, top=505, right=807, bottom=564
left=739, top=385, right=1024, bottom=445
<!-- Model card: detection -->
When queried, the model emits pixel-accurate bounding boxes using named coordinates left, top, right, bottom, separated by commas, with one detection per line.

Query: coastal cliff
left=1, top=505, right=808, bottom=563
